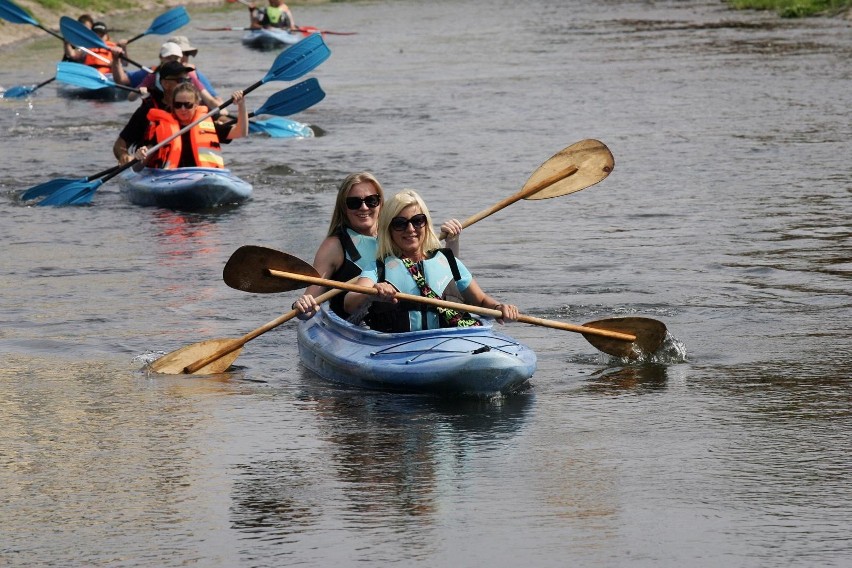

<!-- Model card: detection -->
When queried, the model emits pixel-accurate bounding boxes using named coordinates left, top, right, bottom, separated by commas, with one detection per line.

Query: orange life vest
left=82, top=40, right=116, bottom=74
left=145, top=106, right=225, bottom=169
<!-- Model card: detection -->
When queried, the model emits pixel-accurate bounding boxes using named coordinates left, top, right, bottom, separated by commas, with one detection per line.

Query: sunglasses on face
left=390, top=213, right=428, bottom=232
left=345, top=194, right=381, bottom=210
left=173, top=100, right=196, bottom=109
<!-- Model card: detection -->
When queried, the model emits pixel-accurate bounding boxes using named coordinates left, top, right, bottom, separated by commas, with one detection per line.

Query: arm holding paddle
left=226, top=90, right=249, bottom=140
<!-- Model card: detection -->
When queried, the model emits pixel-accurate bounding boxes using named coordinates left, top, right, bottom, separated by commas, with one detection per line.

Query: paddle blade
left=56, top=61, right=113, bottom=90
left=60, top=15, right=107, bottom=48
left=255, top=78, right=325, bottom=117
left=0, top=0, right=39, bottom=26
left=263, top=33, right=331, bottom=83
left=21, top=177, right=81, bottom=200
left=145, top=6, right=189, bottom=36
left=524, top=139, right=615, bottom=201
left=581, top=317, right=667, bottom=359
left=3, top=84, right=33, bottom=98
left=149, top=339, right=242, bottom=374
left=224, top=245, right=319, bottom=293
left=37, top=178, right=103, bottom=207
left=249, top=117, right=314, bottom=138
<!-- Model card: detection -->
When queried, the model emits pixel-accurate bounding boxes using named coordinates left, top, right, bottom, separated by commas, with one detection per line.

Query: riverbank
left=0, top=0, right=328, bottom=47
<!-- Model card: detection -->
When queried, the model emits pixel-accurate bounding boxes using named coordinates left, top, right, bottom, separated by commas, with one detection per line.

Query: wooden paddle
left=149, top=286, right=348, bottom=374
left=438, top=139, right=614, bottom=239
left=223, top=246, right=668, bottom=359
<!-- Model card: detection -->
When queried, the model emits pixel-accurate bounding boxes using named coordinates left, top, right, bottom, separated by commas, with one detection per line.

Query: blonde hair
left=325, top=172, right=385, bottom=237
left=376, top=189, right=441, bottom=260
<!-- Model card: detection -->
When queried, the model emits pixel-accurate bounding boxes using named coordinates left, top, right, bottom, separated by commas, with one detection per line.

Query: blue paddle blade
left=56, top=62, right=114, bottom=90
left=21, top=177, right=81, bottom=200
left=264, top=34, right=330, bottom=83
left=37, top=179, right=104, bottom=207
left=249, top=117, right=314, bottom=138
left=256, top=78, right=325, bottom=117
left=3, top=84, right=33, bottom=98
left=145, top=6, right=189, bottom=35
left=0, top=0, right=39, bottom=26
left=60, top=15, right=107, bottom=49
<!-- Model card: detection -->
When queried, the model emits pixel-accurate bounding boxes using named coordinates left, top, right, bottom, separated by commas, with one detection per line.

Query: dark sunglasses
left=345, top=194, right=381, bottom=210
left=173, top=100, right=196, bottom=109
left=390, top=213, right=428, bottom=232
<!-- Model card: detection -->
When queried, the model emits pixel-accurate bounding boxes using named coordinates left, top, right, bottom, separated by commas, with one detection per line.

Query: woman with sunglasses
left=132, top=82, right=248, bottom=170
left=341, top=189, right=518, bottom=332
left=292, top=174, right=463, bottom=320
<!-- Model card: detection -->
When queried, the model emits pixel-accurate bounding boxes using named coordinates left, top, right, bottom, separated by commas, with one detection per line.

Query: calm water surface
left=1, top=1, right=850, bottom=566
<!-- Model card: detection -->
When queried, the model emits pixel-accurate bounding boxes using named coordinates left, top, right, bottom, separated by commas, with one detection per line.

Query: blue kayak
left=241, top=28, right=302, bottom=50
left=297, top=306, right=537, bottom=396
left=118, top=167, right=253, bottom=211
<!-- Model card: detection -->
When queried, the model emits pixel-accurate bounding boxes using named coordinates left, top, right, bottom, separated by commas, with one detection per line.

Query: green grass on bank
left=31, top=0, right=138, bottom=14
left=728, top=0, right=852, bottom=17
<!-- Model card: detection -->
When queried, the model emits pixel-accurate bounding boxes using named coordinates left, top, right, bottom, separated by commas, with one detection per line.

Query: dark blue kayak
left=118, top=167, right=253, bottom=211
left=297, top=306, right=537, bottom=397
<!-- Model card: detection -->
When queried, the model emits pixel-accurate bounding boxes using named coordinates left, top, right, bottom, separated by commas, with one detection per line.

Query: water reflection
left=229, top=376, right=533, bottom=538
left=585, top=363, right=669, bottom=393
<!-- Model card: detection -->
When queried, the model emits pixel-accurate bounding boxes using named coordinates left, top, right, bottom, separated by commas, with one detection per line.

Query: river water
left=1, top=0, right=850, bottom=566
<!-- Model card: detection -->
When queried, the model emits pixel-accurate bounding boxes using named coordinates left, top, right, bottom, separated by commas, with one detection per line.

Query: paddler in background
left=113, top=60, right=194, bottom=165
left=248, top=0, right=296, bottom=30
left=130, top=82, right=248, bottom=170
left=61, top=14, right=93, bottom=62
left=122, top=41, right=223, bottom=112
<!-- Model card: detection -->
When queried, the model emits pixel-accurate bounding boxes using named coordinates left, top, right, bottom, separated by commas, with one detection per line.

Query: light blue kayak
left=297, top=305, right=537, bottom=396
left=118, top=167, right=253, bottom=211
left=241, top=28, right=302, bottom=50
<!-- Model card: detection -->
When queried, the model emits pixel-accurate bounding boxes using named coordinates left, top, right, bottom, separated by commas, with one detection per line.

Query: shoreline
left=0, top=0, right=329, bottom=48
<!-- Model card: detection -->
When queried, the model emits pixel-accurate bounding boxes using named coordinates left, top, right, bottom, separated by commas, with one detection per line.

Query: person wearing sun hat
left=127, top=41, right=223, bottom=111
left=165, top=35, right=219, bottom=100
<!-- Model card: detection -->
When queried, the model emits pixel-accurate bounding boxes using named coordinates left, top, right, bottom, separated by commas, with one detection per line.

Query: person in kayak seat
left=131, top=82, right=248, bottom=170
left=291, top=174, right=463, bottom=321
left=249, top=0, right=296, bottom=30
left=342, top=190, right=519, bottom=333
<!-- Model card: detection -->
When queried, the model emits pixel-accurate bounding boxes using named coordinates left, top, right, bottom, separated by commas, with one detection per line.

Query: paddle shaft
left=183, top=286, right=345, bottom=374
left=267, top=269, right=636, bottom=342
left=438, top=164, right=578, bottom=239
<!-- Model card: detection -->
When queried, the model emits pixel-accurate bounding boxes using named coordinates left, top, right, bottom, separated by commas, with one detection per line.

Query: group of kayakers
left=290, top=174, right=519, bottom=333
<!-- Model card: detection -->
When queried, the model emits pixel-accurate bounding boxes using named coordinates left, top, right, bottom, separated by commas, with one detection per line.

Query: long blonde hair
left=325, top=172, right=385, bottom=237
left=376, top=189, right=441, bottom=260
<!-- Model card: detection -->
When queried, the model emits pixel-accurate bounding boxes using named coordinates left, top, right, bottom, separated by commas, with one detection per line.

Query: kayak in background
left=118, top=167, right=253, bottom=211
left=241, top=27, right=303, bottom=50
left=297, top=305, right=537, bottom=397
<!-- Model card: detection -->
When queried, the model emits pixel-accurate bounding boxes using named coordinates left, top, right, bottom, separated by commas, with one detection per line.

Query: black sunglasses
left=173, top=100, right=196, bottom=109
left=345, top=194, right=381, bottom=210
left=390, top=213, right=428, bottom=232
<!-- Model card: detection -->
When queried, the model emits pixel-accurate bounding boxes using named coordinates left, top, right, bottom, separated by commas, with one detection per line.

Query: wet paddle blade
left=0, top=0, right=39, bottom=25
left=524, top=139, right=615, bottom=201
left=249, top=117, right=313, bottom=138
left=3, top=84, right=33, bottom=98
left=149, top=339, right=242, bottom=374
left=224, top=245, right=319, bottom=293
left=21, top=177, right=81, bottom=200
left=144, top=6, right=189, bottom=36
left=56, top=61, right=114, bottom=90
left=60, top=15, right=108, bottom=49
left=581, top=317, right=668, bottom=359
left=256, top=78, right=325, bottom=116
left=37, top=178, right=103, bottom=207
left=263, top=33, right=331, bottom=83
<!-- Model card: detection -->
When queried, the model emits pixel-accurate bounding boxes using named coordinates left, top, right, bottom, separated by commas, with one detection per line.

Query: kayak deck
left=241, top=28, right=303, bottom=50
left=118, top=167, right=253, bottom=211
left=297, top=306, right=537, bottom=397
